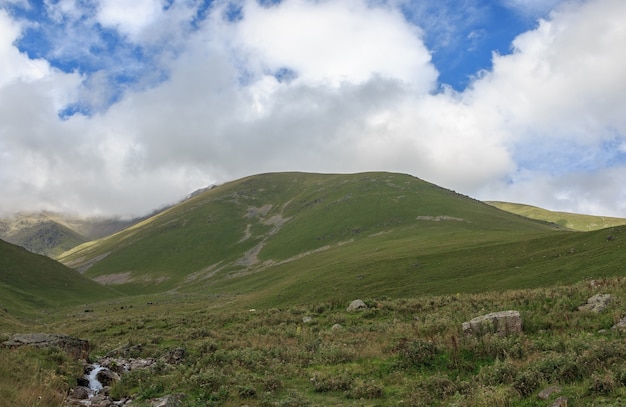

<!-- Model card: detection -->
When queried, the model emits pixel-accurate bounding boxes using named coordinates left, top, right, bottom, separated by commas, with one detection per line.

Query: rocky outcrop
left=578, top=294, right=612, bottom=313
left=462, top=311, right=522, bottom=336
left=1, top=333, right=89, bottom=360
left=346, top=299, right=367, bottom=312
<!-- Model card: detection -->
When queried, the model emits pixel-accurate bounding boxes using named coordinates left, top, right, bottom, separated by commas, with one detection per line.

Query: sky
left=1, top=0, right=625, bottom=218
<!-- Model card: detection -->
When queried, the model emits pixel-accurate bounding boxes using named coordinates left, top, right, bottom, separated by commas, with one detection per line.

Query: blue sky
left=1, top=0, right=625, bottom=217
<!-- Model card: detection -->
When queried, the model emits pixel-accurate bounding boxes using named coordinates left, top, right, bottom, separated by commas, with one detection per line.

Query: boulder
left=551, top=396, right=568, bottom=407
left=538, top=385, right=561, bottom=400
left=1, top=333, right=89, bottom=360
left=302, top=316, right=313, bottom=324
left=578, top=294, right=612, bottom=313
left=612, top=317, right=626, bottom=330
left=150, top=394, right=187, bottom=407
left=462, top=310, right=522, bottom=336
left=346, top=299, right=367, bottom=312
left=96, top=368, right=120, bottom=387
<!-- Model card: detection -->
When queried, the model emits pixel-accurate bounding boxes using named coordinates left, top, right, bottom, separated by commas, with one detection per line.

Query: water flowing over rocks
left=462, top=310, right=522, bottom=336
left=63, top=347, right=188, bottom=406
left=2, top=333, right=89, bottom=360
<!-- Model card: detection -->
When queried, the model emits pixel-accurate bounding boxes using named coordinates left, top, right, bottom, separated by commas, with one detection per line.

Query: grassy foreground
left=1, top=277, right=625, bottom=406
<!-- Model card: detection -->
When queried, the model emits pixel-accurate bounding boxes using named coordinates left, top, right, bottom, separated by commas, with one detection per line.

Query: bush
left=478, top=359, right=518, bottom=386
left=344, top=378, right=384, bottom=399
left=512, top=368, right=542, bottom=397
left=395, top=338, right=440, bottom=369
left=588, top=372, right=616, bottom=395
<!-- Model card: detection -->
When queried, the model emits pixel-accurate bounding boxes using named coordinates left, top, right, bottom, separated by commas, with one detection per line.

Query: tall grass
left=2, top=277, right=624, bottom=406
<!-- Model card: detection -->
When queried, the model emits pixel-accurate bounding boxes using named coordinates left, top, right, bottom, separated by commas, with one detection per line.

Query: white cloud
left=1, top=0, right=626, bottom=219
left=0, top=11, right=50, bottom=86
left=96, top=0, right=165, bottom=40
left=233, top=0, right=437, bottom=91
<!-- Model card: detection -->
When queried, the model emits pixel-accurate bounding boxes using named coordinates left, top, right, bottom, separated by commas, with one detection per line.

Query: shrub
left=344, top=378, right=384, bottom=399
left=512, top=368, right=542, bottom=397
left=588, top=372, right=616, bottom=395
left=309, top=371, right=353, bottom=392
left=395, top=338, right=440, bottom=369
left=478, top=359, right=518, bottom=386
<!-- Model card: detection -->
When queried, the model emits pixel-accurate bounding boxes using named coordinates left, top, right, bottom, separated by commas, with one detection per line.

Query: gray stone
left=331, top=323, right=343, bottom=330
left=1, top=333, right=89, bottom=360
left=346, top=299, right=367, bottom=312
left=462, top=310, right=522, bottom=336
left=302, top=316, right=313, bottom=323
left=150, top=394, right=187, bottom=407
left=578, top=294, right=612, bottom=313
left=551, top=396, right=568, bottom=407
left=612, top=317, right=626, bottom=330
left=538, top=385, right=561, bottom=400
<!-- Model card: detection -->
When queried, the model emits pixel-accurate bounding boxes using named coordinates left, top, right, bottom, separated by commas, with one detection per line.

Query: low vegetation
left=2, top=277, right=625, bottom=406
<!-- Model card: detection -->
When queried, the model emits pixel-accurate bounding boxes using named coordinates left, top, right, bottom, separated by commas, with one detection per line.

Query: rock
left=302, top=316, right=313, bottom=323
left=331, top=323, right=343, bottom=330
left=150, top=394, right=187, bottom=407
left=551, top=396, right=568, bottom=407
left=462, top=310, right=522, bottom=336
left=1, top=333, right=89, bottom=360
left=69, top=386, right=90, bottom=400
left=538, top=385, right=561, bottom=400
left=162, top=347, right=185, bottom=365
left=612, top=317, right=626, bottom=330
left=578, top=294, right=612, bottom=313
left=96, top=368, right=120, bottom=387
left=346, top=299, right=367, bottom=312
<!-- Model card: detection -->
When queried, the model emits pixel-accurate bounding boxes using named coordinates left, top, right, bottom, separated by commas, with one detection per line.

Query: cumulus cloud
left=0, top=0, right=625, bottom=218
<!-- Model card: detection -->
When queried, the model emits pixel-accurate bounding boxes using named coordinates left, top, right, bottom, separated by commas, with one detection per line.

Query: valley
left=1, top=172, right=625, bottom=406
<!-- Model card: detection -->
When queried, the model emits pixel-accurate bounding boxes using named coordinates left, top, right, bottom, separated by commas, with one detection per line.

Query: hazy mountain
left=0, top=212, right=143, bottom=257
left=486, top=201, right=626, bottom=231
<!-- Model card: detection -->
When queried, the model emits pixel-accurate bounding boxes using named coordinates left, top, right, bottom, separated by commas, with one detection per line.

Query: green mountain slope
left=486, top=201, right=626, bottom=231
left=0, top=239, right=117, bottom=318
left=59, top=172, right=565, bottom=297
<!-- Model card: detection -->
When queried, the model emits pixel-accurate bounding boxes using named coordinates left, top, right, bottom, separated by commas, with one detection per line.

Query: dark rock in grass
left=538, top=385, right=562, bottom=400
left=346, top=299, right=367, bottom=312
left=162, top=347, right=186, bottom=364
left=69, top=386, right=90, bottom=400
left=96, top=368, right=120, bottom=387
left=1, top=333, right=89, bottom=360
left=578, top=294, right=612, bottom=313
left=462, top=310, right=522, bottom=336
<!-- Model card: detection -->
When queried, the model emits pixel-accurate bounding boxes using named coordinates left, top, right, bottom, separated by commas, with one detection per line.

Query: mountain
left=486, top=201, right=626, bottom=231
left=58, top=172, right=588, bottom=300
left=0, top=212, right=142, bottom=257
left=0, top=239, right=117, bottom=318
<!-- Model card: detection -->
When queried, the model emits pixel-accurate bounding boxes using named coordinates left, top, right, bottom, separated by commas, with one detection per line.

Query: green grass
left=58, top=172, right=561, bottom=296
left=486, top=201, right=626, bottom=231
left=2, top=277, right=624, bottom=406
left=0, top=239, right=119, bottom=321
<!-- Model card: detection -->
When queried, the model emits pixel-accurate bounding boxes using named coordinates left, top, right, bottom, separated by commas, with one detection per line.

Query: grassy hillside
left=58, top=172, right=565, bottom=299
left=0, top=239, right=118, bottom=320
left=486, top=201, right=626, bottom=231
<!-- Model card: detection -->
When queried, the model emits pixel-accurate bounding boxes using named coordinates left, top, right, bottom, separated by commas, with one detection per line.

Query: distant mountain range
left=0, top=212, right=144, bottom=257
